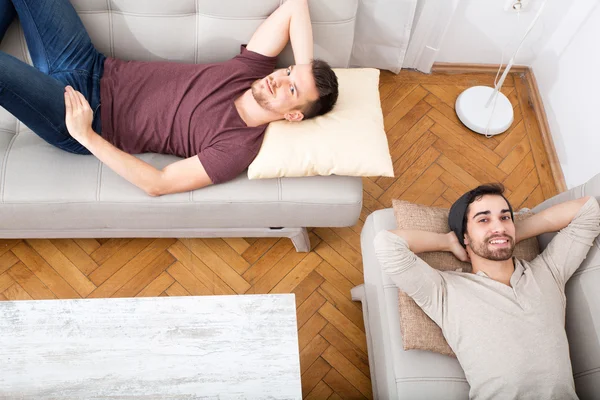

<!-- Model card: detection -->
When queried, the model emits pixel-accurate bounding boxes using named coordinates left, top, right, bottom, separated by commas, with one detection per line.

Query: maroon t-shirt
left=99, top=46, right=277, bottom=184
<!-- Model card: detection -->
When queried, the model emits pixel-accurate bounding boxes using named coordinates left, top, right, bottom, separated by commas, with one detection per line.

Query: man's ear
left=284, top=110, right=304, bottom=122
left=463, top=233, right=470, bottom=246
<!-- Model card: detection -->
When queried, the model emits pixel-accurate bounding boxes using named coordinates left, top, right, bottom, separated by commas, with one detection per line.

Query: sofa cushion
left=247, top=68, right=394, bottom=179
left=391, top=200, right=540, bottom=358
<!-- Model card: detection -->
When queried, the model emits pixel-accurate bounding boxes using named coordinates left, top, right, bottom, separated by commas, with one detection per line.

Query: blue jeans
left=0, top=0, right=105, bottom=155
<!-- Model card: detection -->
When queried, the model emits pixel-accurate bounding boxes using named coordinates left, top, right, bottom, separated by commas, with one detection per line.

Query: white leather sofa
left=0, top=0, right=362, bottom=251
left=353, top=173, right=600, bottom=399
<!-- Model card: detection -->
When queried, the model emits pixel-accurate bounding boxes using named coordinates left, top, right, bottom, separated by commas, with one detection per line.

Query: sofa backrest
left=56, top=0, right=356, bottom=69
left=533, top=173, right=600, bottom=399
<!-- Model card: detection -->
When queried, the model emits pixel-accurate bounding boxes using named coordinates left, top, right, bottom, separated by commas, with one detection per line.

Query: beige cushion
left=392, top=199, right=540, bottom=357
left=247, top=68, right=394, bottom=179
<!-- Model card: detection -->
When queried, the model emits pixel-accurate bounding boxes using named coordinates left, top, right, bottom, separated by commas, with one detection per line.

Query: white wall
left=433, top=0, right=600, bottom=189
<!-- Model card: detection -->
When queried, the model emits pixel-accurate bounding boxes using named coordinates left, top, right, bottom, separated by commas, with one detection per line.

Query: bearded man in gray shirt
left=374, top=183, right=600, bottom=400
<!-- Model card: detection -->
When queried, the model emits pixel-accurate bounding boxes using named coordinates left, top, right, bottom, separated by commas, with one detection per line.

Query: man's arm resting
left=246, top=0, right=313, bottom=64
left=84, top=132, right=212, bottom=196
left=515, top=196, right=593, bottom=243
left=389, top=229, right=469, bottom=262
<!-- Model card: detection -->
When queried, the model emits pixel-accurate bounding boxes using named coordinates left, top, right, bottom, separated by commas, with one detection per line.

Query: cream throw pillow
left=247, top=68, right=394, bottom=179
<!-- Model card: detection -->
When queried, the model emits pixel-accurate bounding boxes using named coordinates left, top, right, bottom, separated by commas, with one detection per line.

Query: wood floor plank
left=508, top=168, right=540, bottom=208
left=521, top=185, right=545, bottom=210
left=432, top=196, right=452, bottom=209
left=164, top=281, right=191, bottom=297
left=514, top=74, right=558, bottom=198
left=0, top=250, right=19, bottom=275
left=378, top=131, right=438, bottom=192
left=384, top=86, right=429, bottom=132
left=379, top=146, right=441, bottom=206
left=388, top=112, right=434, bottom=163
left=270, top=253, right=323, bottom=294
left=305, top=381, right=334, bottom=400
left=252, top=247, right=308, bottom=294
left=314, top=228, right=362, bottom=271
left=414, top=179, right=447, bottom=206
left=423, top=93, right=500, bottom=150
left=503, top=152, right=535, bottom=192
left=90, top=238, right=132, bottom=265
left=299, top=313, right=328, bottom=351
left=331, top=227, right=362, bottom=254
left=498, top=135, right=532, bottom=174
left=242, top=239, right=294, bottom=285
left=293, top=270, right=326, bottom=308
left=317, top=282, right=364, bottom=333
left=320, top=324, right=370, bottom=378
left=0, top=293, right=6, bottom=301
left=398, top=70, right=507, bottom=86
left=26, top=239, right=96, bottom=297
left=385, top=100, right=432, bottom=151
left=381, top=83, right=419, bottom=116
left=11, top=242, right=80, bottom=298
left=51, top=239, right=99, bottom=276
left=88, top=239, right=176, bottom=298
left=222, top=238, right=251, bottom=255
left=493, top=120, right=527, bottom=158
left=201, top=238, right=250, bottom=275
left=297, top=291, right=327, bottom=329
left=89, top=239, right=154, bottom=286
left=3, top=283, right=33, bottom=301
left=181, top=238, right=250, bottom=294
left=362, top=177, right=384, bottom=200
left=167, top=241, right=235, bottom=295
left=166, top=261, right=212, bottom=296
left=300, top=335, right=330, bottom=374
left=436, top=156, right=480, bottom=190
left=241, top=238, right=279, bottom=264
left=314, top=243, right=363, bottom=287
left=7, top=262, right=55, bottom=300
left=433, top=138, right=499, bottom=184
left=73, top=239, right=101, bottom=255
left=135, top=271, right=175, bottom=298
left=322, top=346, right=372, bottom=399
left=399, top=164, right=445, bottom=203
left=322, top=368, right=367, bottom=400
left=319, top=303, right=367, bottom=354
left=112, top=252, right=177, bottom=298
left=362, top=191, right=387, bottom=215
left=0, top=272, right=15, bottom=293
left=315, top=261, right=356, bottom=302
left=301, top=357, right=332, bottom=398
left=0, top=240, right=21, bottom=258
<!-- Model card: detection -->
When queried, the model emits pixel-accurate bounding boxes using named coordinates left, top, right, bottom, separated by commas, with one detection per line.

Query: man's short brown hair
left=302, top=59, right=338, bottom=119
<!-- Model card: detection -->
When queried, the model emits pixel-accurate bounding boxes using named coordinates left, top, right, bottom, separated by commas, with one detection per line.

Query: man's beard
left=467, top=235, right=515, bottom=261
left=251, top=79, right=275, bottom=112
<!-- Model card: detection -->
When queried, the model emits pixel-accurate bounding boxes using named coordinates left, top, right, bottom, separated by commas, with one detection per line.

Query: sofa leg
left=289, top=228, right=310, bottom=252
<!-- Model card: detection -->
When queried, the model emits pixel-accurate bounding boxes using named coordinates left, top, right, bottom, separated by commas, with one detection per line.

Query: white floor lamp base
left=455, top=86, right=514, bottom=136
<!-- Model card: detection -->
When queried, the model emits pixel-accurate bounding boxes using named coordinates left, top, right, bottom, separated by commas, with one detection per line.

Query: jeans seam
left=51, top=69, right=103, bottom=80
left=0, top=82, right=66, bottom=139
left=20, top=0, right=52, bottom=73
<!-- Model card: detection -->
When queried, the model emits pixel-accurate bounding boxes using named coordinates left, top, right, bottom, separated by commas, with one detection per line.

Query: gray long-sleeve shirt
left=374, top=197, right=600, bottom=400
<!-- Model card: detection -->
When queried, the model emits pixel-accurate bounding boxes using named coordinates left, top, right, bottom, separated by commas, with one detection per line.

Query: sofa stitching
left=194, top=0, right=198, bottom=64
left=96, top=161, right=102, bottom=202
left=395, top=377, right=468, bottom=383
left=107, top=0, right=114, bottom=57
left=74, top=9, right=356, bottom=24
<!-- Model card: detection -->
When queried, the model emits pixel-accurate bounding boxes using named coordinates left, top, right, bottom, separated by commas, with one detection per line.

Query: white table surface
left=0, top=294, right=301, bottom=399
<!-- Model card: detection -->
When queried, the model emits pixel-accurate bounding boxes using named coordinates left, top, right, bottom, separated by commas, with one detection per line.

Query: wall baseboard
left=430, top=62, right=567, bottom=194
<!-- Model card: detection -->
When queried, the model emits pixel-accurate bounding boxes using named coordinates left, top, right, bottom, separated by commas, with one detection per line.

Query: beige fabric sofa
left=0, top=0, right=363, bottom=252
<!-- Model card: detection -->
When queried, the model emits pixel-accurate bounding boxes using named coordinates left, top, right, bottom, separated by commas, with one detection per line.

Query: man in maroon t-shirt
left=58, top=0, right=339, bottom=195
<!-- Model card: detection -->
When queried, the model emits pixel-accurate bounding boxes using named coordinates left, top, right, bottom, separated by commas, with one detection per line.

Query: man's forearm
left=389, top=230, right=453, bottom=253
left=289, top=0, right=313, bottom=64
left=515, top=196, right=592, bottom=242
left=83, top=130, right=162, bottom=196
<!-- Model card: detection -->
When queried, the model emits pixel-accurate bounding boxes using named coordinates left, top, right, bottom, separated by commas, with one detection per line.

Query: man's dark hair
left=302, top=59, right=339, bottom=119
left=448, top=183, right=514, bottom=247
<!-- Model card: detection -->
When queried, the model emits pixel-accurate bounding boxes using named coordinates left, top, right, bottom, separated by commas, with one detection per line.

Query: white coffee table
left=0, top=294, right=301, bottom=399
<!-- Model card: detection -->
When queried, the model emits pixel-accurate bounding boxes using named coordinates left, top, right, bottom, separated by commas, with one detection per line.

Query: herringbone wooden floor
left=0, top=69, right=557, bottom=399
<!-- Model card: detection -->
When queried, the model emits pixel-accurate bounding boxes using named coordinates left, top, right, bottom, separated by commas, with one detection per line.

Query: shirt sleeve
left=537, top=197, right=600, bottom=288
left=234, top=45, right=278, bottom=76
left=373, top=230, right=445, bottom=326
left=197, top=143, right=258, bottom=185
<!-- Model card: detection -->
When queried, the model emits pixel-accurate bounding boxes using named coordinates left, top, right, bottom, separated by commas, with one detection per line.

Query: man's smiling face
left=464, top=194, right=516, bottom=261
left=250, top=65, right=319, bottom=121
